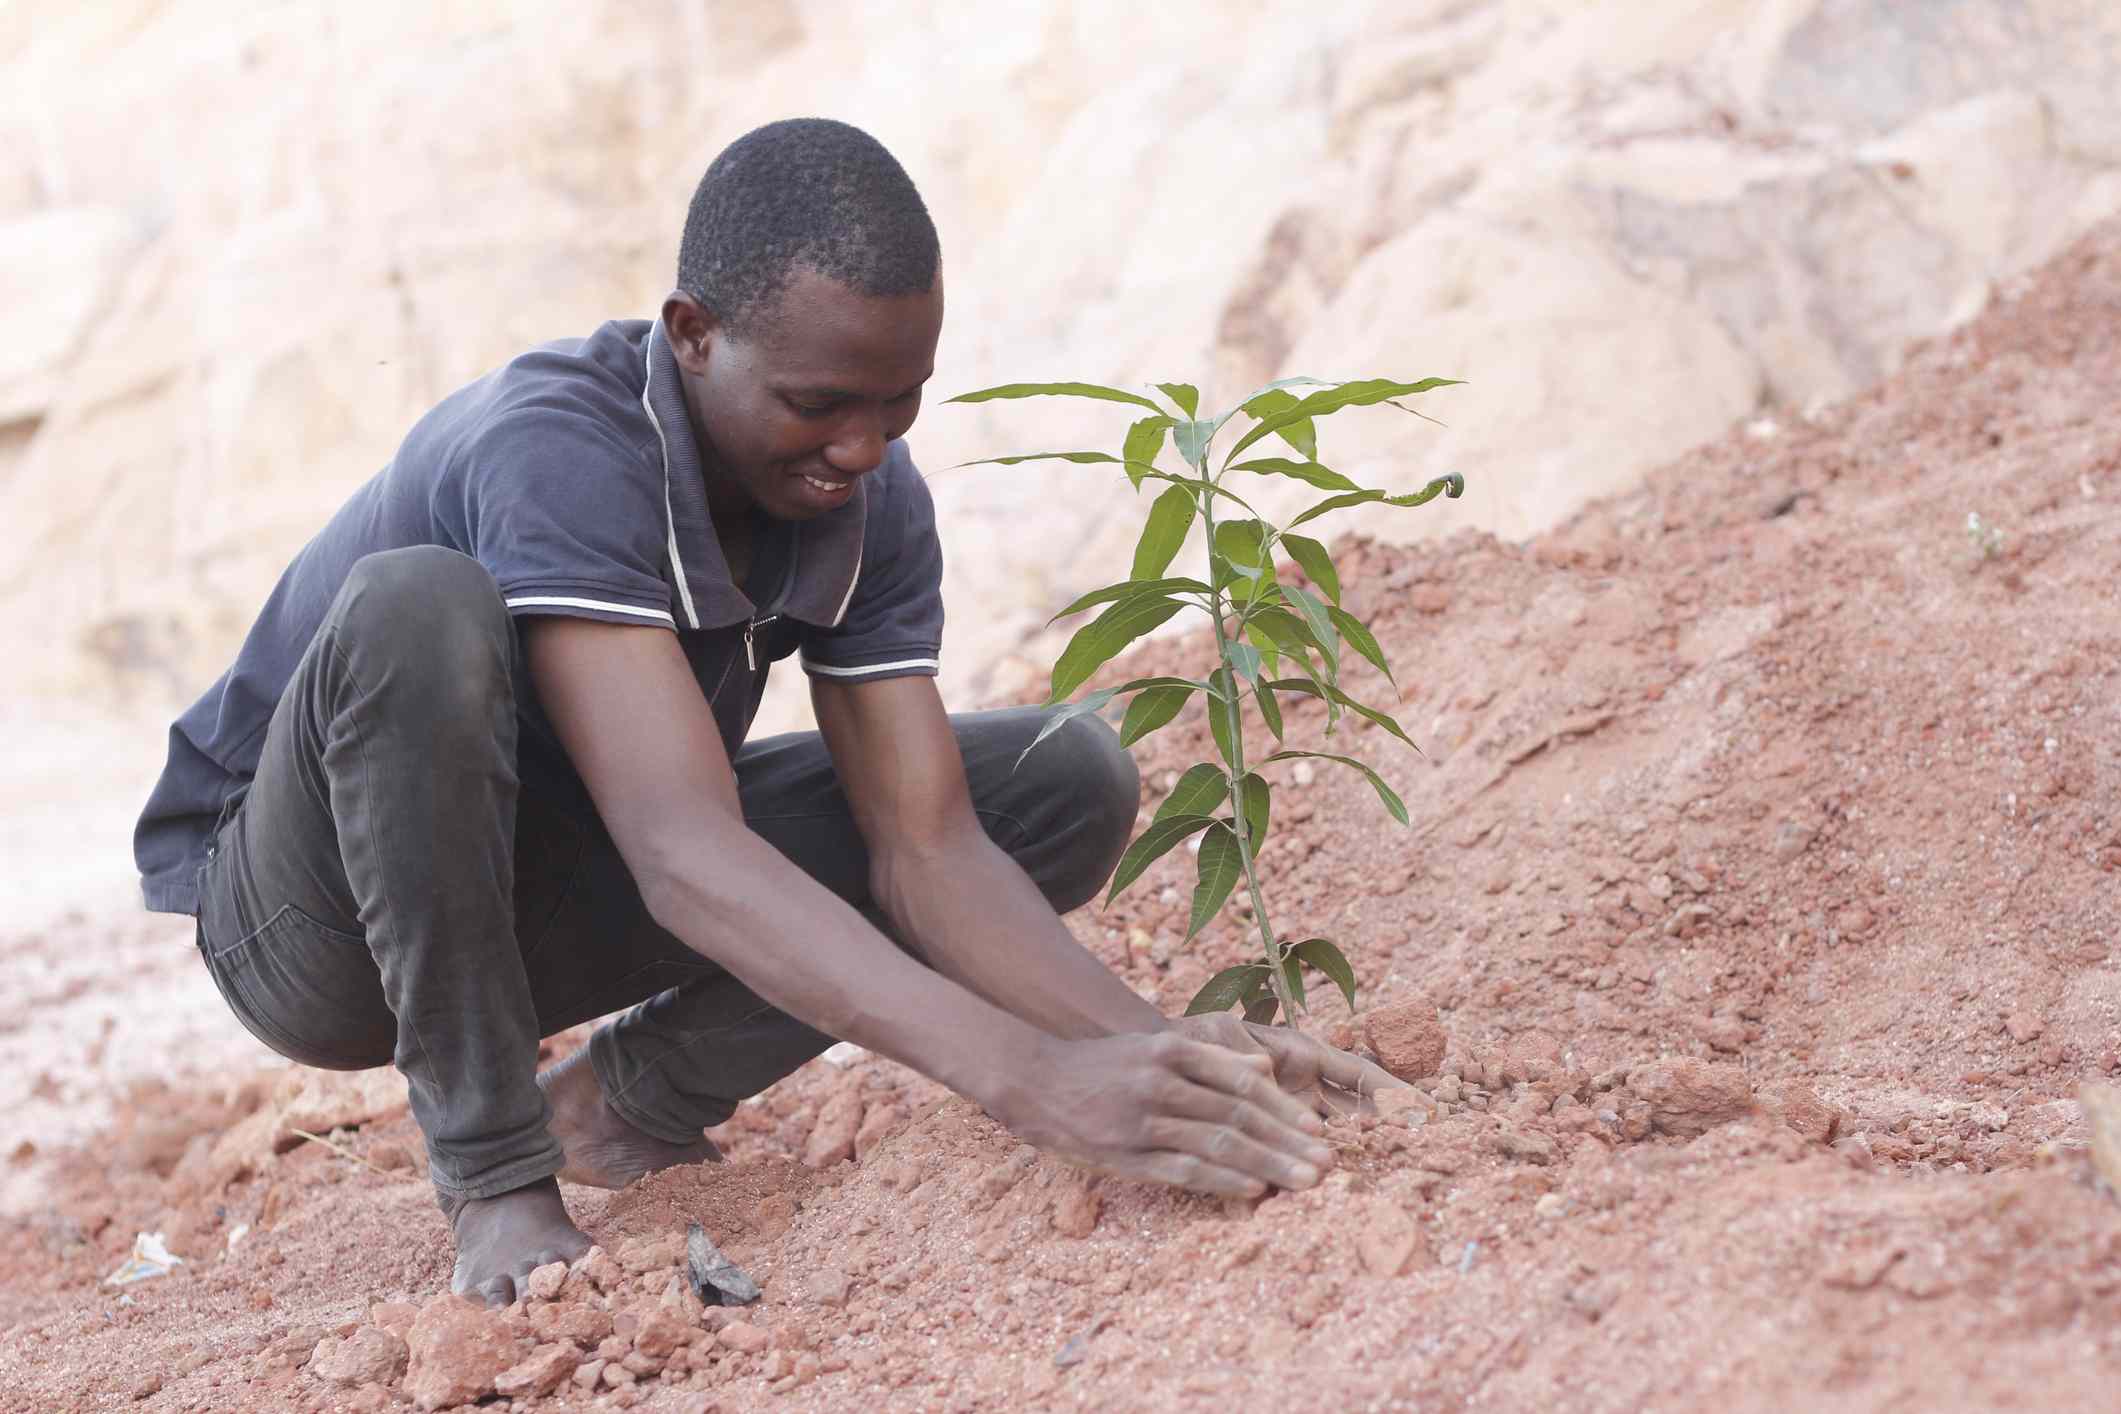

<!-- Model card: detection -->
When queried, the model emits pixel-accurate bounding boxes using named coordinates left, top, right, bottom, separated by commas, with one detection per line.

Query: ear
left=660, top=291, right=719, bottom=375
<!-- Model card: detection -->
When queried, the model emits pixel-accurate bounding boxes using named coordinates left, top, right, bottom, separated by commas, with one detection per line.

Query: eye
left=784, top=397, right=836, bottom=419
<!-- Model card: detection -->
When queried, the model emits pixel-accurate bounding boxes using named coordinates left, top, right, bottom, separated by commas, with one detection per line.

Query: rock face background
left=6, top=0, right=2121, bottom=912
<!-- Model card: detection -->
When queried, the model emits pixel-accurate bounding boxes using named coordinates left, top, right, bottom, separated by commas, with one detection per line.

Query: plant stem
left=1193, top=447, right=1301, bottom=1026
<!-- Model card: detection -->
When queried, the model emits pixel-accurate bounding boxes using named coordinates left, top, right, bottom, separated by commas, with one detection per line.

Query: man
left=136, top=118, right=1390, bottom=1304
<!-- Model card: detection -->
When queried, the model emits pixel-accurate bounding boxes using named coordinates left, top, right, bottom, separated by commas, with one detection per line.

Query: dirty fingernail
left=1291, top=1163, right=1320, bottom=1186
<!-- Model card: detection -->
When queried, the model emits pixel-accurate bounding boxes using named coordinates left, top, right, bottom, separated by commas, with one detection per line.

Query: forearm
left=872, top=826, right=1168, bottom=1041
left=638, top=828, right=1050, bottom=1115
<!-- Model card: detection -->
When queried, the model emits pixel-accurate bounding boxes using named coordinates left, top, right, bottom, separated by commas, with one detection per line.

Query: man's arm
left=527, top=617, right=1333, bottom=1196
left=811, top=674, right=1166, bottom=1040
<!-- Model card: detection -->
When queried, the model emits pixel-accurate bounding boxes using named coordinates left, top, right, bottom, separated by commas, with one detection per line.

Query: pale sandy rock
left=403, top=1295, right=523, bottom=1411
left=716, top=1321, right=769, bottom=1354
left=493, top=1342, right=579, bottom=1398
left=523, top=1260, right=567, bottom=1301
left=1760, top=1080, right=1844, bottom=1145
left=1628, top=1060, right=1755, bottom=1139
left=308, top=1326, right=408, bottom=1388
left=854, top=1102, right=905, bottom=1161
left=1500, top=1030, right=1563, bottom=1085
left=631, top=1306, right=692, bottom=1362
left=802, top=1089, right=864, bottom=1168
left=1050, top=1180, right=1101, bottom=1238
left=1364, top=996, right=1448, bottom=1081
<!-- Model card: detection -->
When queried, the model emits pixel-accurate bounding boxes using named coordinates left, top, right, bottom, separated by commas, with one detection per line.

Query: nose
left=823, top=406, right=888, bottom=476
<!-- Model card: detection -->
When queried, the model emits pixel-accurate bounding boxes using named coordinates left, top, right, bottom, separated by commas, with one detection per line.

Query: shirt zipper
left=743, top=614, right=779, bottom=671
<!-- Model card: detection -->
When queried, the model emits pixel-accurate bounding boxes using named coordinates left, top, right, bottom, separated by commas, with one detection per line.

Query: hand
left=1000, top=1031, right=1337, bottom=1199
left=1171, top=1012, right=1405, bottom=1117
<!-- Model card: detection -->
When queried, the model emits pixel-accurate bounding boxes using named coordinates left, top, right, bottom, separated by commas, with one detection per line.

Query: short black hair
left=676, top=118, right=940, bottom=332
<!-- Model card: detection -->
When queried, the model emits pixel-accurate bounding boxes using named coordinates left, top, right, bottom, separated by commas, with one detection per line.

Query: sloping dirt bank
left=4, top=224, right=2119, bottom=1412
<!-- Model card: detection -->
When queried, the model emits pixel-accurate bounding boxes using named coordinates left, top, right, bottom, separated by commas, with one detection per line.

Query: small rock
left=523, top=1261, right=568, bottom=1301
left=1533, top=1193, right=1567, bottom=1219
left=573, top=1358, right=606, bottom=1389
left=803, top=1090, right=864, bottom=1168
left=1051, top=1180, right=1101, bottom=1238
left=853, top=1103, right=904, bottom=1161
left=493, top=1343, right=579, bottom=1398
left=1770, top=817, right=1816, bottom=863
left=1627, top=1059, right=1753, bottom=1138
left=1355, top=1208, right=1417, bottom=1277
left=404, top=1295, right=522, bottom=1411
left=632, top=1306, right=692, bottom=1361
left=1290, top=760, right=1316, bottom=786
left=309, top=1327, right=409, bottom=1388
left=1363, top=996, right=1448, bottom=1081
left=571, top=1245, right=623, bottom=1294
left=368, top=1301, right=418, bottom=1341
left=2005, top=1011, right=2045, bottom=1044
left=1491, top=1126, right=1558, bottom=1164
left=1696, top=1015, right=1748, bottom=1054
left=717, top=1322, right=770, bottom=1354
left=603, top=1358, right=638, bottom=1388
left=802, top=1268, right=851, bottom=1308
left=529, top=1302, right=614, bottom=1349
left=616, top=1232, right=686, bottom=1275
left=1500, top=1031, right=1562, bottom=1085
left=1760, top=1081, right=1843, bottom=1145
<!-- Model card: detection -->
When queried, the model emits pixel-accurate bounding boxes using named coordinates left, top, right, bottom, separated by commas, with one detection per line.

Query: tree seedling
left=948, top=374, right=1465, bottom=1023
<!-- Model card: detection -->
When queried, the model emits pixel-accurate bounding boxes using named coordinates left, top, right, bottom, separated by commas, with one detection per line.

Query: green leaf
left=1237, top=772, right=1271, bottom=849
left=1185, top=964, right=1268, bottom=1016
left=1327, top=605, right=1393, bottom=685
left=1326, top=686, right=1419, bottom=752
left=1215, top=520, right=1276, bottom=604
left=1225, top=639, right=1264, bottom=689
left=946, top=381, right=1166, bottom=414
left=1154, top=762, right=1229, bottom=824
left=959, top=450, right=1163, bottom=481
left=1279, top=533, right=1340, bottom=605
left=1122, top=416, right=1173, bottom=491
left=1223, top=377, right=1464, bottom=466
left=1015, top=687, right=1118, bottom=767
left=1240, top=388, right=1318, bottom=460
left=1290, top=938, right=1358, bottom=1010
left=1106, top=813, right=1216, bottom=903
left=1264, top=677, right=1323, bottom=698
left=1186, top=821, right=1244, bottom=941
left=1206, top=667, right=1240, bottom=767
left=1228, top=457, right=1359, bottom=492
left=1131, top=484, right=1197, bottom=579
left=1156, top=383, right=1201, bottom=418
left=1049, top=595, right=1184, bottom=704
left=1242, top=991, right=1282, bottom=1025
left=1172, top=418, right=1218, bottom=467
left=1049, top=577, right=1209, bottom=623
left=1256, top=679, right=1284, bottom=740
left=1282, top=584, right=1339, bottom=678
left=1136, top=470, right=1265, bottom=518
left=1120, top=683, right=1196, bottom=748
left=1265, top=749, right=1410, bottom=826
left=1287, top=472, right=1466, bottom=529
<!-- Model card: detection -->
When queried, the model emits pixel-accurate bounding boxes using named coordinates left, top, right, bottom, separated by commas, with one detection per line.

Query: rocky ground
left=4, top=222, right=2121, bottom=1412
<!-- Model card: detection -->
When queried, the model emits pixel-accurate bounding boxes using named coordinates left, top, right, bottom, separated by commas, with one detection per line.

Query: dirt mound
left=4, top=222, right=2121, bottom=1410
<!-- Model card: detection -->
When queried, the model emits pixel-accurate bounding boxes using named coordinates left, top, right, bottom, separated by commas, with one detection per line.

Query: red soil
left=5, top=220, right=2121, bottom=1412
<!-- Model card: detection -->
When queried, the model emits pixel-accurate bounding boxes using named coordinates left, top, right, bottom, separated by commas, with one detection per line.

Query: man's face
left=664, top=266, right=943, bottom=520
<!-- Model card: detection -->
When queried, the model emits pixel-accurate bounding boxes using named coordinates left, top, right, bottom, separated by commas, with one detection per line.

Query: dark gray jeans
left=192, top=546, right=1138, bottom=1202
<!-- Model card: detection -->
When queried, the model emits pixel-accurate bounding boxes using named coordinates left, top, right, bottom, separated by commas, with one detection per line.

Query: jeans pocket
left=205, top=903, right=395, bottom=1071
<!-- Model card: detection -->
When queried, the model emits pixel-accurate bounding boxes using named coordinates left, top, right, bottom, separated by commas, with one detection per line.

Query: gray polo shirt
left=135, top=318, right=944, bottom=915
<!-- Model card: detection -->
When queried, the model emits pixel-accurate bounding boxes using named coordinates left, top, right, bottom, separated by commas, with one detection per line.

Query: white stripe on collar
left=641, top=323, right=702, bottom=631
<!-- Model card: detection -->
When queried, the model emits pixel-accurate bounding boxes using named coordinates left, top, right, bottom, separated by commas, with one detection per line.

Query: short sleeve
left=460, top=409, right=677, bottom=629
left=800, top=459, right=944, bottom=682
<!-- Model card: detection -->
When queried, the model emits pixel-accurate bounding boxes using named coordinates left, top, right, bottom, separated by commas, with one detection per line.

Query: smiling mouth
left=801, top=474, right=849, bottom=493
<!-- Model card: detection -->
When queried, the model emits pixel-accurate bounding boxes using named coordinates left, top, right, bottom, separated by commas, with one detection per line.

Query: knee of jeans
left=1032, top=713, right=1141, bottom=913
left=336, top=548, right=512, bottom=710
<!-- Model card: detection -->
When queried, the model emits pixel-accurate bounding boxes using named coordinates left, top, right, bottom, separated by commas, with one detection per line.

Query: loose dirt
left=4, top=221, right=2120, bottom=1412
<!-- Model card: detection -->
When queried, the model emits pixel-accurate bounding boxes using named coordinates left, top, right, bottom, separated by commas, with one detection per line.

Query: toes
left=476, top=1274, right=517, bottom=1308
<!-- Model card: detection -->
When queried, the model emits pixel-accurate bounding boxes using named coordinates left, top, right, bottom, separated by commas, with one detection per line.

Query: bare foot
left=443, top=1177, right=590, bottom=1306
left=537, top=1046, right=721, bottom=1190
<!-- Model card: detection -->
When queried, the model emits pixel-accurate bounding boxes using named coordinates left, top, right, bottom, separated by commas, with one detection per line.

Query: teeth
left=803, top=475, right=842, bottom=492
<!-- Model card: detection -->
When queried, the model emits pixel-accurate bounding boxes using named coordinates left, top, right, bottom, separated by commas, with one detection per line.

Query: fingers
left=1153, top=1072, right=1334, bottom=1170
left=1135, top=1150, right=1273, bottom=1200
left=1142, top=1117, right=1325, bottom=1193
left=1166, top=1038, right=1324, bottom=1136
left=1247, top=1023, right=1401, bottom=1099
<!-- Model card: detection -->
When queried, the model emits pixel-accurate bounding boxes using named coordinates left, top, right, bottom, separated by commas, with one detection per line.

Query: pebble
left=1051, top=1181, right=1102, bottom=1238
left=524, top=1261, right=567, bottom=1302
left=404, top=1295, right=521, bottom=1411
left=802, top=1089, right=864, bottom=1168
left=632, top=1306, right=692, bottom=1362
left=717, top=1322, right=770, bottom=1354
left=309, top=1326, right=408, bottom=1388
left=2004, top=1011, right=2045, bottom=1044
left=1363, top=996, right=1448, bottom=1080
left=493, top=1343, right=578, bottom=1398
left=1626, top=1059, right=1754, bottom=1138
